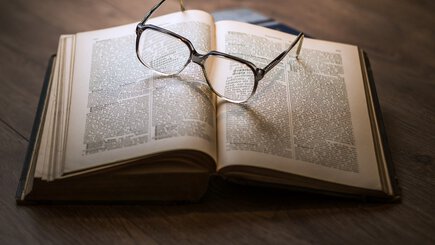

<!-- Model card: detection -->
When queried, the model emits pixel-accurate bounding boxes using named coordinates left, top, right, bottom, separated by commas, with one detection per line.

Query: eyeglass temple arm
left=140, top=0, right=186, bottom=25
left=263, top=33, right=304, bottom=74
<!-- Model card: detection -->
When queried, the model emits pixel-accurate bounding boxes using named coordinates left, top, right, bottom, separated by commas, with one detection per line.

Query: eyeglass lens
left=138, top=28, right=256, bottom=102
left=204, top=55, right=255, bottom=102
left=138, top=28, right=191, bottom=75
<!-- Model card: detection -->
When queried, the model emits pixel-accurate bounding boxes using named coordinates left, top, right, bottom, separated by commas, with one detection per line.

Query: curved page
left=215, top=21, right=382, bottom=191
left=64, top=10, right=217, bottom=173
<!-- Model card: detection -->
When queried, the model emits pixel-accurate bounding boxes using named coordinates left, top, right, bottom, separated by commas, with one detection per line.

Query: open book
left=17, top=10, right=399, bottom=202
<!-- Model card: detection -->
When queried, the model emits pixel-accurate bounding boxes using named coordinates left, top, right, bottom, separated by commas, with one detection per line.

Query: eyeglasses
left=136, top=0, right=304, bottom=103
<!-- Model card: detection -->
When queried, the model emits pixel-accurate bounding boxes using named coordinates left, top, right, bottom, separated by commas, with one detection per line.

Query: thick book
left=16, top=9, right=400, bottom=203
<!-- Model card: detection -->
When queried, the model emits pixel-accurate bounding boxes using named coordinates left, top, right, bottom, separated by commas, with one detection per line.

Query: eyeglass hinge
left=256, top=68, right=265, bottom=80
left=136, top=25, right=144, bottom=35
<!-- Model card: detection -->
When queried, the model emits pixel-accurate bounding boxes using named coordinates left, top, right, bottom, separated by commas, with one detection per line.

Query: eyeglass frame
left=136, top=0, right=304, bottom=103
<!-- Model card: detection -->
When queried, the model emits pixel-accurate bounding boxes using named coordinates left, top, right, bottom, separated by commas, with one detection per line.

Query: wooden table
left=1, top=0, right=434, bottom=244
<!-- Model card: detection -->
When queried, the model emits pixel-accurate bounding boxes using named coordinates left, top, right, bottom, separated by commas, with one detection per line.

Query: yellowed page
left=35, top=35, right=75, bottom=180
left=64, top=10, right=217, bottom=173
left=51, top=35, right=75, bottom=180
left=35, top=36, right=63, bottom=180
left=215, top=21, right=382, bottom=191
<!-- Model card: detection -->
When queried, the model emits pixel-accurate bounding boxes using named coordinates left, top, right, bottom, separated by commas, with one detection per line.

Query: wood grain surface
left=1, top=0, right=434, bottom=244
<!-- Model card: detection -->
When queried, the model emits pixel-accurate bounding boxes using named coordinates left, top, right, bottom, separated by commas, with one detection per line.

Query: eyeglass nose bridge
left=190, top=50, right=206, bottom=65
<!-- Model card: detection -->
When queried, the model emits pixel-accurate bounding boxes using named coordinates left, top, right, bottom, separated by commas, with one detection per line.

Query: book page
left=215, top=21, right=382, bottom=190
left=35, top=35, right=75, bottom=180
left=64, top=10, right=217, bottom=173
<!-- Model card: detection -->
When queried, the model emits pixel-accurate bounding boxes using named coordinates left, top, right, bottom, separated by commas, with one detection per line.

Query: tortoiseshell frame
left=136, top=0, right=304, bottom=103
